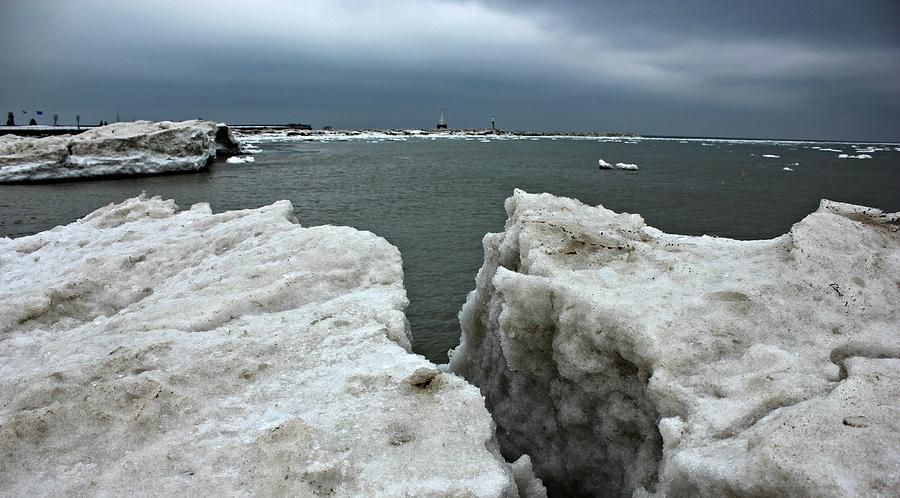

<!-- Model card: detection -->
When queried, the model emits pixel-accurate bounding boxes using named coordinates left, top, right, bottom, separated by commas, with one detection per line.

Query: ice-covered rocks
left=0, top=196, right=543, bottom=497
left=0, top=120, right=240, bottom=182
left=450, top=189, right=900, bottom=497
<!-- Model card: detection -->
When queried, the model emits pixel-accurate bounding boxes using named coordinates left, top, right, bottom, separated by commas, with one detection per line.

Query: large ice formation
left=450, top=189, right=900, bottom=497
left=0, top=120, right=240, bottom=182
left=0, top=196, right=544, bottom=497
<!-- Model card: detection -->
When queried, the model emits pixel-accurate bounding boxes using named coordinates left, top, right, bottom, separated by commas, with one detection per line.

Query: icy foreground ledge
left=450, top=190, right=900, bottom=497
left=0, top=197, right=543, bottom=497
left=0, top=120, right=239, bottom=182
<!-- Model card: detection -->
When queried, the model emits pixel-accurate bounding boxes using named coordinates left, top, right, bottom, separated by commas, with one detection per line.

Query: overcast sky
left=2, top=0, right=899, bottom=140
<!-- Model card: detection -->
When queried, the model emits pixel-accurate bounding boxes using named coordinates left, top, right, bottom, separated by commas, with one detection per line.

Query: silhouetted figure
left=29, top=118, right=37, bottom=126
left=6, top=112, right=14, bottom=126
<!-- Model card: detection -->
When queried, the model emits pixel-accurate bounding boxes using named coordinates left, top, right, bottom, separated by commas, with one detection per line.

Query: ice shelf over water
left=0, top=120, right=240, bottom=182
left=0, top=196, right=544, bottom=497
left=450, top=190, right=900, bottom=497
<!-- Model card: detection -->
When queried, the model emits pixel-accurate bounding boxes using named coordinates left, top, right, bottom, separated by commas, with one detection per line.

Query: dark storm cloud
left=494, top=0, right=900, bottom=48
left=1, top=0, right=898, bottom=140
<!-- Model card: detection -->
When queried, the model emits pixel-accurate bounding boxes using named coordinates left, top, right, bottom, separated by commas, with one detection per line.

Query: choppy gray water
left=2, top=137, right=898, bottom=362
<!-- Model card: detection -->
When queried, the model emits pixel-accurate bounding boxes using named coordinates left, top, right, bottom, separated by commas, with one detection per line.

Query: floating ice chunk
left=818, top=147, right=843, bottom=152
left=225, top=156, right=255, bottom=164
left=783, top=167, right=793, bottom=171
left=838, top=154, right=872, bottom=159
left=615, top=162, right=639, bottom=170
left=598, top=159, right=613, bottom=169
left=762, top=154, right=780, bottom=158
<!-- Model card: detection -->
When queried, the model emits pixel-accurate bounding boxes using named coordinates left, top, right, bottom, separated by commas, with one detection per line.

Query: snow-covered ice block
left=0, top=120, right=240, bottom=182
left=0, top=196, right=543, bottom=497
left=838, top=154, right=873, bottom=159
left=226, top=155, right=256, bottom=164
left=450, top=189, right=900, bottom=497
left=615, top=162, right=639, bottom=170
left=598, top=159, right=613, bottom=169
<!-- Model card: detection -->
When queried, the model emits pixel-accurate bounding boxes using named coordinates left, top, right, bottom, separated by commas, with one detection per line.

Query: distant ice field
left=2, top=136, right=898, bottom=362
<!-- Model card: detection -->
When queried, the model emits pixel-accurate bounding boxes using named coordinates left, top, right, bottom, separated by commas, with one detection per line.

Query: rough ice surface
left=0, top=196, right=544, bottom=497
left=450, top=189, right=900, bottom=497
left=226, top=155, right=256, bottom=164
left=0, top=120, right=239, bottom=182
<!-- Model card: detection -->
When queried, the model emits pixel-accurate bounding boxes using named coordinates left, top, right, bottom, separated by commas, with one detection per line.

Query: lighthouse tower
left=436, top=108, right=447, bottom=129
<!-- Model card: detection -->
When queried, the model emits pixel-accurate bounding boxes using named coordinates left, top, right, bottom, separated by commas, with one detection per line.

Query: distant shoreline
left=2, top=123, right=896, bottom=145
left=232, top=126, right=638, bottom=138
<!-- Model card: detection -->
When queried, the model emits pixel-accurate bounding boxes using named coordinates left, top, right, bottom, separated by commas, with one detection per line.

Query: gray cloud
left=1, top=0, right=898, bottom=140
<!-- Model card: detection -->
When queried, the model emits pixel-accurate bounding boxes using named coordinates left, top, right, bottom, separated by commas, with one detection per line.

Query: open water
left=2, top=136, right=898, bottom=362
